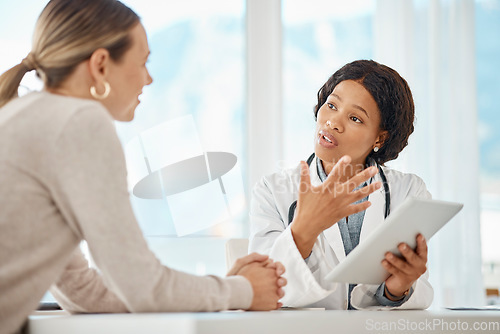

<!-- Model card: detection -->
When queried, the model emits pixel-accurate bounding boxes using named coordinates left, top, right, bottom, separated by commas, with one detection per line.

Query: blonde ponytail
left=0, top=58, right=35, bottom=108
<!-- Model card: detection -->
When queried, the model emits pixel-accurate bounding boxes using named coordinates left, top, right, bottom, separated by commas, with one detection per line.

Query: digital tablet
left=324, top=197, right=463, bottom=284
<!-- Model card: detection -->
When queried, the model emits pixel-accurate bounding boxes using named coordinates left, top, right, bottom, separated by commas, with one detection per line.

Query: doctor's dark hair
left=0, top=0, right=139, bottom=108
left=313, top=60, right=415, bottom=165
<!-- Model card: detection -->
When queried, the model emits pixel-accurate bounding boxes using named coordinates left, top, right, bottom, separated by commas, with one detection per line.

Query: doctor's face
left=314, top=80, right=387, bottom=174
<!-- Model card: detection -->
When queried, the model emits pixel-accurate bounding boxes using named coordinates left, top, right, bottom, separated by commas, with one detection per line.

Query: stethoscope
left=287, top=153, right=391, bottom=225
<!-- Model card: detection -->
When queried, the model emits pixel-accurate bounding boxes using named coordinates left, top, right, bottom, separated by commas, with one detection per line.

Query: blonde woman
left=0, top=1, right=286, bottom=333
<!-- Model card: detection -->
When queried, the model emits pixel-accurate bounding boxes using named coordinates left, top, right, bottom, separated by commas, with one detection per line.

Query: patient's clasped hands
left=227, top=253, right=286, bottom=310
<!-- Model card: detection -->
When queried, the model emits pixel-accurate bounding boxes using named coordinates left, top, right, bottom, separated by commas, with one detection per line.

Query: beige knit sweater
left=0, top=92, right=252, bottom=334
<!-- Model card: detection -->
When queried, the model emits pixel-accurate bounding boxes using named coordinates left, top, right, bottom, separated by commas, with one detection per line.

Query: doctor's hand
left=383, top=234, right=428, bottom=300
left=291, top=155, right=382, bottom=258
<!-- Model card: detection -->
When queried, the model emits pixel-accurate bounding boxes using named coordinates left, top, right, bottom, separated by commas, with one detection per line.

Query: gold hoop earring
left=90, top=81, right=111, bottom=100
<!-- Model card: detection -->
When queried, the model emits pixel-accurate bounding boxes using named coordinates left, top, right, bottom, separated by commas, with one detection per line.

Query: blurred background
left=1, top=0, right=499, bottom=308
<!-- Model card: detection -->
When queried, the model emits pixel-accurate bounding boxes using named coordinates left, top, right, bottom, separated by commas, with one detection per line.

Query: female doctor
left=249, top=60, right=433, bottom=310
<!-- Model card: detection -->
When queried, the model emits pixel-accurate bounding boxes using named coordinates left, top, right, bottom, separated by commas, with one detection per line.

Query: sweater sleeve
left=50, top=248, right=129, bottom=313
left=50, top=105, right=252, bottom=312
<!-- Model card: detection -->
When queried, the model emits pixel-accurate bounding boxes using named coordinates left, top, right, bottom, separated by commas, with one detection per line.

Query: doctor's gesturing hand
left=227, top=253, right=287, bottom=310
left=290, top=155, right=382, bottom=259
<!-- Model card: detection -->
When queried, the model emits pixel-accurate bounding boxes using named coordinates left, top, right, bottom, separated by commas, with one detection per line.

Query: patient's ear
left=88, top=48, right=111, bottom=81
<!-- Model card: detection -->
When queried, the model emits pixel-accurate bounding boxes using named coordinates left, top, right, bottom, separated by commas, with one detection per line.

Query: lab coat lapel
left=310, top=157, right=346, bottom=263
left=309, top=156, right=322, bottom=188
left=359, top=172, right=386, bottom=242
left=324, top=224, right=346, bottom=263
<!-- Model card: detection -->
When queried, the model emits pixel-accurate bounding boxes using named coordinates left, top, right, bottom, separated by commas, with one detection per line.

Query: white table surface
left=28, top=309, right=500, bottom=334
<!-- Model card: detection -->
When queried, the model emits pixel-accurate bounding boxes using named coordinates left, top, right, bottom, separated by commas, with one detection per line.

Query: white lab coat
left=249, top=156, right=434, bottom=310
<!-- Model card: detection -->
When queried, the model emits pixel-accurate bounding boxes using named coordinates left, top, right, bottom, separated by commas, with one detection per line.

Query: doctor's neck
left=323, top=159, right=366, bottom=183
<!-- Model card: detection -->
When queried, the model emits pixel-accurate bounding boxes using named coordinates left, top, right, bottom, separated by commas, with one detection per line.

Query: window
left=475, top=0, right=500, bottom=304
left=118, top=0, right=246, bottom=276
left=282, top=0, right=375, bottom=167
left=0, top=1, right=45, bottom=92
